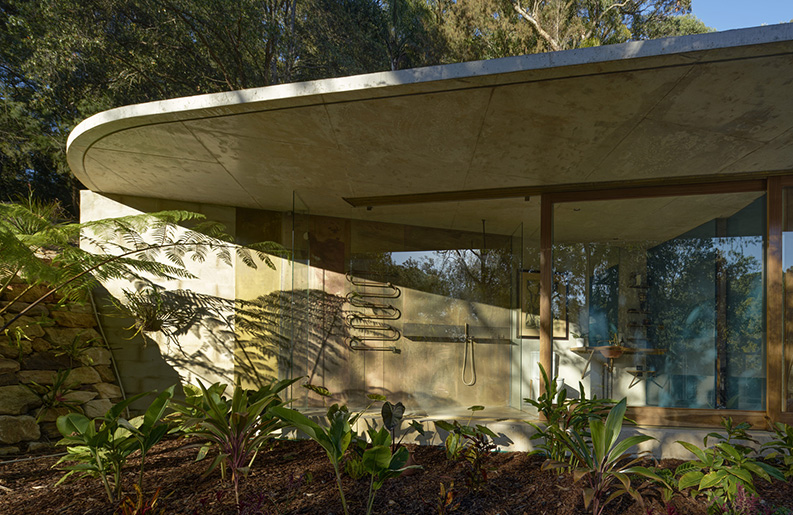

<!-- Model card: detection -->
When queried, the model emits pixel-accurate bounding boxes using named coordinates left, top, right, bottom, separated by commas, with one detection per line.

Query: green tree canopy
left=1, top=0, right=712, bottom=212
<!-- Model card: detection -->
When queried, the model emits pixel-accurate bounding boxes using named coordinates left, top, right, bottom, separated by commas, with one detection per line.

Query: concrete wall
left=80, top=191, right=238, bottom=400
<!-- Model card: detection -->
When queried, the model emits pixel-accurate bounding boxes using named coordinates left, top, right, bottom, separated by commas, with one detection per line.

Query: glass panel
left=348, top=218, right=518, bottom=413
left=519, top=214, right=542, bottom=409
left=289, top=192, right=311, bottom=407
left=783, top=188, right=793, bottom=412
left=235, top=196, right=537, bottom=413
left=554, top=192, right=766, bottom=409
left=270, top=197, right=529, bottom=413
left=509, top=222, right=524, bottom=410
left=233, top=205, right=292, bottom=390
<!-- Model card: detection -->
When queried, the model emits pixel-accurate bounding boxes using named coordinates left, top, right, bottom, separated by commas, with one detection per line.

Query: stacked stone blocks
left=0, top=282, right=123, bottom=454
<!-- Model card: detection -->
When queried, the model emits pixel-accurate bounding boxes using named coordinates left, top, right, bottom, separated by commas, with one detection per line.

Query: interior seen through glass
left=553, top=192, right=766, bottom=410
left=285, top=210, right=526, bottom=415
left=274, top=190, right=767, bottom=414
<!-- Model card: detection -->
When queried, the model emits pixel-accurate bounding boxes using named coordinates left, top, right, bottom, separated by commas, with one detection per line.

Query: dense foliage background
left=0, top=0, right=711, bottom=214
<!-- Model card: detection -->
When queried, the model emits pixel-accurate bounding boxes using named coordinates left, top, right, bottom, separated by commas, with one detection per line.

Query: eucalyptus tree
left=1, top=0, right=713, bottom=214
left=434, top=0, right=539, bottom=62
left=507, top=0, right=709, bottom=51
left=0, top=0, right=303, bottom=212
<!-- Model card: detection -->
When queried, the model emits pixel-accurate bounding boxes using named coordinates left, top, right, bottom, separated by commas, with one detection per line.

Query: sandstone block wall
left=0, top=283, right=123, bottom=455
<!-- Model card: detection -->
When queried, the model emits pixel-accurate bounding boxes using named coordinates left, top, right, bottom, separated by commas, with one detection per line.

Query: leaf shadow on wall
left=125, top=286, right=350, bottom=390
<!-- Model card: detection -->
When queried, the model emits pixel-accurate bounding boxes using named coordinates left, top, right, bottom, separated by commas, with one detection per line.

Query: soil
left=1, top=438, right=793, bottom=515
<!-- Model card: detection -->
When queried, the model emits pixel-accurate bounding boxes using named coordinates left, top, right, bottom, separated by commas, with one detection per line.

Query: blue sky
left=692, top=0, right=792, bottom=31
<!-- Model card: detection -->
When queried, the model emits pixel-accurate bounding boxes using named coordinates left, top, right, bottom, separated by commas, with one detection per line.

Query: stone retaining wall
left=0, top=282, right=123, bottom=455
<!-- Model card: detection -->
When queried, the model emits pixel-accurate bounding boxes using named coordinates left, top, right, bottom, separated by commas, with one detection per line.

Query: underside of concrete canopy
left=68, top=24, right=793, bottom=236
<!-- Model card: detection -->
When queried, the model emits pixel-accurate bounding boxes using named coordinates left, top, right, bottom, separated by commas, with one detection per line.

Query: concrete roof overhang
left=68, top=24, right=793, bottom=236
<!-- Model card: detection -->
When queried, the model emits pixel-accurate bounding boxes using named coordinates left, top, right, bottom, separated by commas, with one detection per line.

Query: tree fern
left=0, top=197, right=286, bottom=334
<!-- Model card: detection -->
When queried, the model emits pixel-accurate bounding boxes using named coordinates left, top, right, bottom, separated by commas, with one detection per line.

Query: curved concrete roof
left=68, top=24, right=793, bottom=234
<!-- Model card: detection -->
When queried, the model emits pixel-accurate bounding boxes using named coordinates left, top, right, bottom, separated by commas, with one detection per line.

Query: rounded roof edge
left=67, top=23, right=793, bottom=188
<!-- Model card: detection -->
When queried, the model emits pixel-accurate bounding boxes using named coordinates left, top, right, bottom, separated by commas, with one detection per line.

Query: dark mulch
left=1, top=438, right=792, bottom=514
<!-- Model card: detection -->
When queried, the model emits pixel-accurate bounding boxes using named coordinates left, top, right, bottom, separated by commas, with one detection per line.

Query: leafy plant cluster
left=48, top=362, right=793, bottom=515
left=537, top=396, right=664, bottom=515
left=271, top=387, right=422, bottom=515
left=524, top=364, right=613, bottom=470
left=526, top=368, right=793, bottom=515
left=54, top=378, right=298, bottom=514
left=1, top=197, right=283, bottom=338
left=168, top=378, right=299, bottom=507
left=435, top=405, right=498, bottom=491
left=55, top=387, right=175, bottom=503
left=673, top=418, right=785, bottom=514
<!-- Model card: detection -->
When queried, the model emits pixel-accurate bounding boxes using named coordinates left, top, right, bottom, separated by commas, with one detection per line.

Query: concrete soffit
left=67, top=24, right=793, bottom=235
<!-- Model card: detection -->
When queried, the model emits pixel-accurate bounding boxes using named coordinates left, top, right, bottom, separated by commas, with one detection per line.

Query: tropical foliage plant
left=270, top=388, right=387, bottom=515
left=435, top=405, right=498, bottom=490
left=524, top=364, right=613, bottom=470
left=707, top=483, right=789, bottom=515
left=270, top=403, right=356, bottom=515
left=25, top=368, right=82, bottom=422
left=381, top=399, right=425, bottom=452
left=51, top=330, right=98, bottom=365
left=676, top=417, right=784, bottom=507
left=358, top=425, right=420, bottom=514
left=113, top=286, right=174, bottom=338
left=542, top=398, right=667, bottom=515
left=170, top=378, right=299, bottom=507
left=0, top=197, right=283, bottom=335
left=54, top=387, right=174, bottom=502
left=762, top=420, right=793, bottom=479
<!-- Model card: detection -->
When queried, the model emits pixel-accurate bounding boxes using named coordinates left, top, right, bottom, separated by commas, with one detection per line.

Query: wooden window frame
left=540, top=176, right=792, bottom=428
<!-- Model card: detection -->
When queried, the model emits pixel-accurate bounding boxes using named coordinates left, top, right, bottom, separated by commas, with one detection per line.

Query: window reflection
left=554, top=193, right=766, bottom=410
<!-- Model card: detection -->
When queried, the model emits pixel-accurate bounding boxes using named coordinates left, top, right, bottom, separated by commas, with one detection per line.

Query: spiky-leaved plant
left=542, top=398, right=667, bottom=515
left=525, top=364, right=613, bottom=470
left=171, top=378, right=299, bottom=508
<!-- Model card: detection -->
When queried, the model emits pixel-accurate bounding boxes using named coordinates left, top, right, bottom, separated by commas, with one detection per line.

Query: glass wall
left=240, top=198, right=529, bottom=414
left=783, top=188, right=793, bottom=412
left=553, top=192, right=766, bottom=410
left=339, top=219, right=525, bottom=413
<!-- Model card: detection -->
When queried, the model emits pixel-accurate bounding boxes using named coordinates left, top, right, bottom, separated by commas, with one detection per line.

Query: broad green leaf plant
left=170, top=378, right=299, bottom=507
left=358, top=426, right=420, bottom=514
left=542, top=398, right=667, bottom=515
left=270, top=403, right=356, bottom=515
left=54, top=387, right=175, bottom=502
left=676, top=417, right=784, bottom=507
left=381, top=400, right=425, bottom=453
left=270, top=389, right=387, bottom=515
left=763, top=420, right=793, bottom=478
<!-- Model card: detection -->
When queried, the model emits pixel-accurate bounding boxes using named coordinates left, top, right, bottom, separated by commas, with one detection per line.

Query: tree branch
left=510, top=1, right=561, bottom=52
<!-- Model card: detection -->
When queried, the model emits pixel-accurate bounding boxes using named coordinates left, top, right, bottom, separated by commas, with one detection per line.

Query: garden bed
left=2, top=437, right=793, bottom=514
